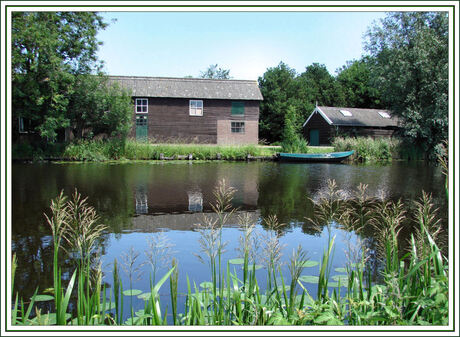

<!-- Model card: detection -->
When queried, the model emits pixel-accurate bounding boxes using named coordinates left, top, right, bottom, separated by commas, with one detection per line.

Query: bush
left=332, top=136, right=400, bottom=161
left=281, top=105, right=309, bottom=153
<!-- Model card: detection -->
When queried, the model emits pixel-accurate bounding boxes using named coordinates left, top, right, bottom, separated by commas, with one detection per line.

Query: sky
left=96, top=11, right=387, bottom=80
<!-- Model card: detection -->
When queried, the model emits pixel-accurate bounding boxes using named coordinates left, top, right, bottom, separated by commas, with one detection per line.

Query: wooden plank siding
left=303, top=111, right=333, bottom=145
left=130, top=98, right=259, bottom=144
left=337, top=126, right=398, bottom=139
left=303, top=110, right=399, bottom=145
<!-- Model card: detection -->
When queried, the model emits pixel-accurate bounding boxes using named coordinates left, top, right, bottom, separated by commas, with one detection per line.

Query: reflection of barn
left=131, top=163, right=260, bottom=215
left=131, top=211, right=260, bottom=232
left=302, top=106, right=401, bottom=146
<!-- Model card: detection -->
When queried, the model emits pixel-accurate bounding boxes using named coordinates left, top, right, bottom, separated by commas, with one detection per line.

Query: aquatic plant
left=332, top=136, right=400, bottom=161
left=10, top=182, right=449, bottom=327
left=144, top=231, right=176, bottom=285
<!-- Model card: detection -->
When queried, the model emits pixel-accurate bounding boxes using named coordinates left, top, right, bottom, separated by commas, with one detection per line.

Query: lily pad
left=245, top=264, right=263, bottom=270
left=99, top=302, right=116, bottom=311
left=299, top=275, right=319, bottom=284
left=277, top=285, right=291, bottom=292
left=32, top=313, right=71, bottom=325
left=200, top=281, right=213, bottom=289
left=332, top=274, right=348, bottom=283
left=123, top=289, right=142, bottom=296
left=327, top=281, right=347, bottom=288
left=229, top=258, right=245, bottom=265
left=137, top=292, right=152, bottom=301
left=299, top=260, right=319, bottom=268
left=334, top=267, right=347, bottom=273
left=34, top=294, right=54, bottom=302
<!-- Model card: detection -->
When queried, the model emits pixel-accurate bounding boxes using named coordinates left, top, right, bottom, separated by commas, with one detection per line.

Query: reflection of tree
left=258, top=163, right=315, bottom=233
left=12, top=163, right=132, bottom=300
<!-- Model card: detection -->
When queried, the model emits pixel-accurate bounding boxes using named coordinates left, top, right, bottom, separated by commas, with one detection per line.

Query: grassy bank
left=13, top=139, right=335, bottom=162
left=332, top=137, right=399, bottom=162
left=332, top=136, right=427, bottom=162
left=11, top=180, right=448, bottom=326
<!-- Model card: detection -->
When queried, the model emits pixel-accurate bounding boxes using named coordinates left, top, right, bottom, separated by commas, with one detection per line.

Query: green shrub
left=332, top=136, right=400, bottom=162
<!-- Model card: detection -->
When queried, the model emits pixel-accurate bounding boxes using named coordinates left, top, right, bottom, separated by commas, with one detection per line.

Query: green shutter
left=231, top=102, right=245, bottom=115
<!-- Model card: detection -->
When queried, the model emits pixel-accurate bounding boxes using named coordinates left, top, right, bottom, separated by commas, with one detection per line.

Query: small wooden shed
left=302, top=106, right=401, bottom=146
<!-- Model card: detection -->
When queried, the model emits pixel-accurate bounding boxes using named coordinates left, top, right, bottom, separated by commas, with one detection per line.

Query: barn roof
left=108, top=76, right=263, bottom=101
left=303, top=106, right=401, bottom=128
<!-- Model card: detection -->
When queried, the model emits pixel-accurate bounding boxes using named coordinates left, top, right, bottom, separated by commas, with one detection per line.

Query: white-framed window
left=189, top=100, right=203, bottom=116
left=378, top=111, right=391, bottom=119
left=188, top=191, right=203, bottom=212
left=339, top=109, right=352, bottom=117
left=136, top=98, right=148, bottom=113
left=231, top=121, right=245, bottom=133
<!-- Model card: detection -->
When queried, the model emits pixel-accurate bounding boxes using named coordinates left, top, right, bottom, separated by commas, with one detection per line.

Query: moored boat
left=278, top=150, right=355, bottom=163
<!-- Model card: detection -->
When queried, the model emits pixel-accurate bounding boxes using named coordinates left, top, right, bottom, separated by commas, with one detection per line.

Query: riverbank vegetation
left=13, top=139, right=335, bottom=162
left=11, top=178, right=448, bottom=326
left=258, top=12, right=447, bottom=159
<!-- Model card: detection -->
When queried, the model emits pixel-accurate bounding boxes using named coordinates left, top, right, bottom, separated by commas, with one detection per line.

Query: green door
left=309, top=129, right=319, bottom=146
left=136, top=115, right=148, bottom=141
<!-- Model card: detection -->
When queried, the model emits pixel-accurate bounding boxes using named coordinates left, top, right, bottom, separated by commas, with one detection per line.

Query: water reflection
left=188, top=191, right=203, bottom=212
left=12, top=161, right=446, bottom=301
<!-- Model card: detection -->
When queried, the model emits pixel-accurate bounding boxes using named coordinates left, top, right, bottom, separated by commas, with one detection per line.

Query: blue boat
left=278, top=150, right=355, bottom=163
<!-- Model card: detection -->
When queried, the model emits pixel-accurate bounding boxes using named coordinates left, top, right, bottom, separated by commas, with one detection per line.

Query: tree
left=336, top=57, right=382, bottom=108
left=12, top=12, right=132, bottom=142
left=258, top=62, right=346, bottom=143
left=199, top=64, right=231, bottom=79
left=258, top=62, right=299, bottom=143
left=297, top=63, right=345, bottom=109
left=66, top=75, right=133, bottom=139
left=365, top=12, right=448, bottom=156
left=280, top=105, right=308, bottom=153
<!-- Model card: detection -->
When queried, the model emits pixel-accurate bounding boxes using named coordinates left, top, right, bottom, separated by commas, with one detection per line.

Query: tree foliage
left=258, top=62, right=299, bottom=143
left=258, top=62, right=346, bottom=143
left=199, top=64, right=231, bottom=79
left=12, top=12, right=132, bottom=142
left=365, top=12, right=448, bottom=156
left=336, top=57, right=382, bottom=109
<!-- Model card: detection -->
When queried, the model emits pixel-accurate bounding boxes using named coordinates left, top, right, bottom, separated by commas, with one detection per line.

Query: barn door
left=136, top=115, right=148, bottom=141
left=309, top=129, right=319, bottom=146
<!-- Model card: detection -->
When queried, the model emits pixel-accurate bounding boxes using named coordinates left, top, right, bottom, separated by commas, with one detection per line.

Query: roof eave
left=303, top=106, right=333, bottom=127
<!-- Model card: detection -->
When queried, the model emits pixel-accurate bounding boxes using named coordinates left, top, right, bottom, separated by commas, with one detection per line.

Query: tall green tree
left=12, top=12, right=132, bottom=142
left=67, top=75, right=133, bottom=139
left=258, top=62, right=299, bottom=143
left=336, top=57, right=382, bottom=108
left=297, top=63, right=345, bottom=109
left=365, top=12, right=448, bottom=156
left=199, top=64, right=231, bottom=79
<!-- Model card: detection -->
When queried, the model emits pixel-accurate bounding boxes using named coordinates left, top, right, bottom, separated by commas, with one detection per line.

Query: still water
left=12, top=161, right=447, bottom=319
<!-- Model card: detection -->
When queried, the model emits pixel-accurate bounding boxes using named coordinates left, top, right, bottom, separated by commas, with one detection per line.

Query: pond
left=12, top=160, right=447, bottom=322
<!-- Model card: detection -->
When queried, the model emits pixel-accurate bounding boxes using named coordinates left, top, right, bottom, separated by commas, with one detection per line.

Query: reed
left=332, top=136, right=399, bottom=161
left=11, top=182, right=448, bottom=326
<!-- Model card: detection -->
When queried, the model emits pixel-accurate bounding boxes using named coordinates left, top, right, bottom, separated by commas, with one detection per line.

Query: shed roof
left=108, top=76, right=263, bottom=101
left=304, top=106, right=401, bottom=128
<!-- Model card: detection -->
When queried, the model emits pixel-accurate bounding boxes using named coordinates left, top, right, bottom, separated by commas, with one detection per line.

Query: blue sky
left=96, top=11, right=387, bottom=80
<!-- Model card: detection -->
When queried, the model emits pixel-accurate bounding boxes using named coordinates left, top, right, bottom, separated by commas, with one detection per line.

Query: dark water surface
left=12, top=161, right=447, bottom=319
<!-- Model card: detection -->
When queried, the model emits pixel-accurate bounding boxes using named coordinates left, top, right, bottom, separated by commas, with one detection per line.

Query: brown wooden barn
left=302, top=106, right=401, bottom=146
left=109, top=76, right=263, bottom=144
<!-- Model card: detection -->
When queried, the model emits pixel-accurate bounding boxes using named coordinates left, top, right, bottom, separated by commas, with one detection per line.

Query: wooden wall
left=130, top=97, right=259, bottom=144
left=302, top=111, right=333, bottom=145
left=303, top=111, right=400, bottom=145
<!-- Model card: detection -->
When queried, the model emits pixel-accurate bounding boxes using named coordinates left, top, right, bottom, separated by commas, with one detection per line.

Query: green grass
left=332, top=136, right=400, bottom=162
left=11, top=179, right=448, bottom=326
